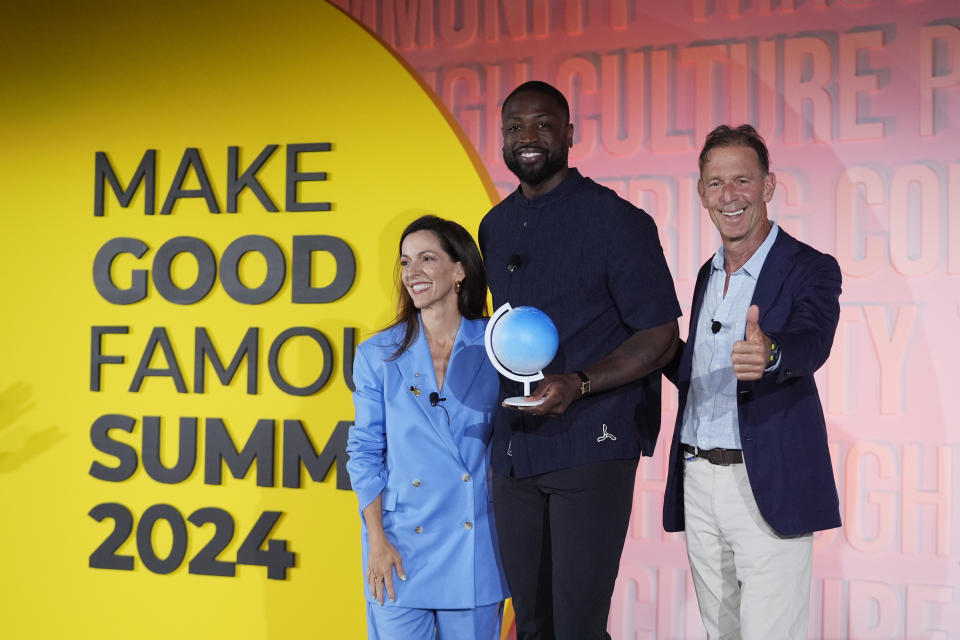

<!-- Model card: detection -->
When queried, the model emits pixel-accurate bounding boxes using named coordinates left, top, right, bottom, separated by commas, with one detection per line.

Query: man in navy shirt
left=479, top=81, right=681, bottom=640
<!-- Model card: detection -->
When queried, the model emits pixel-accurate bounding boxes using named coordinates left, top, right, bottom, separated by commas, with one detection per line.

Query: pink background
left=332, top=1, right=959, bottom=637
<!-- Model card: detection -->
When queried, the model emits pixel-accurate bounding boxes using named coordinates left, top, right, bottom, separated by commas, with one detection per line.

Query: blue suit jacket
left=663, top=229, right=842, bottom=536
left=346, top=316, right=509, bottom=609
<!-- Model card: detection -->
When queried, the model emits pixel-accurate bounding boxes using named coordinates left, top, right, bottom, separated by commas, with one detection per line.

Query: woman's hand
left=366, top=536, right=406, bottom=604
left=361, top=494, right=407, bottom=604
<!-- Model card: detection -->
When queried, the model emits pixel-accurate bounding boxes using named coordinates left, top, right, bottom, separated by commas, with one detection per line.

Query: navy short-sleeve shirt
left=479, top=168, right=681, bottom=478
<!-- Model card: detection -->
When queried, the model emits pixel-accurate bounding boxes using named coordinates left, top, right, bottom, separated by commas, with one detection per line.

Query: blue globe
left=490, top=306, right=559, bottom=375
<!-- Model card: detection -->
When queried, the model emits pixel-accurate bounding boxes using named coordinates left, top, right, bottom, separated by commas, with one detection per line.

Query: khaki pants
left=683, top=457, right=813, bottom=640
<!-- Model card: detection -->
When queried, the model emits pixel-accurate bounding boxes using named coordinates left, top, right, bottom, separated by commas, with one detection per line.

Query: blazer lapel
left=443, top=318, right=486, bottom=429
left=683, top=259, right=713, bottom=383
left=751, top=230, right=797, bottom=326
left=393, top=319, right=466, bottom=466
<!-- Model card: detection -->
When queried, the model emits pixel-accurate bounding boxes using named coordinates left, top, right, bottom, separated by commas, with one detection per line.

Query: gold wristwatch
left=575, top=370, right=591, bottom=396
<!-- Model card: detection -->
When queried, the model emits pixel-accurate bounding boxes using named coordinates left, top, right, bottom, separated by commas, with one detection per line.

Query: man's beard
left=503, top=146, right=568, bottom=186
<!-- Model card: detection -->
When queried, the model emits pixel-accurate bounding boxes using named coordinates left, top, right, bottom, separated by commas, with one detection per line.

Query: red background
left=333, top=1, right=959, bottom=637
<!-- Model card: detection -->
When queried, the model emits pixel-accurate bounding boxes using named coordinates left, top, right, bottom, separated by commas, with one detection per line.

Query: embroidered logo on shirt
left=596, top=424, right=617, bottom=443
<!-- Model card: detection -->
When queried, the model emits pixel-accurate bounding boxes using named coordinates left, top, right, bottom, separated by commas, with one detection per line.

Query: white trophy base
left=503, top=396, right=545, bottom=407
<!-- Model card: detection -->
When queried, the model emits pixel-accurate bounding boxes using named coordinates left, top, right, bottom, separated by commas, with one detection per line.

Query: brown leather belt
left=681, top=443, right=743, bottom=466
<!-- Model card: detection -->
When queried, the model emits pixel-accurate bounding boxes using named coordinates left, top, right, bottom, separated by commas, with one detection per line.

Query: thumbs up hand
left=731, top=304, right=774, bottom=380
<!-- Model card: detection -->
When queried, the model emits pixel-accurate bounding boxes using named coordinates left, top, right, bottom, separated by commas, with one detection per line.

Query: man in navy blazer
left=662, top=125, right=841, bottom=640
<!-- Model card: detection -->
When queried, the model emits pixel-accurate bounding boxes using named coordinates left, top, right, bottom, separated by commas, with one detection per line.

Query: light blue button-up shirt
left=680, top=223, right=779, bottom=450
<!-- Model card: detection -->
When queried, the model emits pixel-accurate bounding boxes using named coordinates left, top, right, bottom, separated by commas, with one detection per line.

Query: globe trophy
left=484, top=302, right=559, bottom=406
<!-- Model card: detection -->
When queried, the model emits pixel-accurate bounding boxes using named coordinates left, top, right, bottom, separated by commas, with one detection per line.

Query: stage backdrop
left=329, top=0, right=960, bottom=637
left=1, top=0, right=958, bottom=638
left=0, top=1, right=495, bottom=638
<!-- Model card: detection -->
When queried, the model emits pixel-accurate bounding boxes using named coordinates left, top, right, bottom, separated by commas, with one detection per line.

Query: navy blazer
left=347, top=316, right=509, bottom=609
left=663, top=229, right=842, bottom=536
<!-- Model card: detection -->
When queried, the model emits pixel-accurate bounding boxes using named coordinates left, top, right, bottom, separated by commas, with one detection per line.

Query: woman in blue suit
left=347, top=215, right=509, bottom=639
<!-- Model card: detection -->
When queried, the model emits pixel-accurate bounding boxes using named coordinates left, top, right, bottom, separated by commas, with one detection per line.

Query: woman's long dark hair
left=387, top=215, right=488, bottom=360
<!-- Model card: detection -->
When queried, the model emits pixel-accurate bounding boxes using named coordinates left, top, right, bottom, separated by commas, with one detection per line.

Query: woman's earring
left=455, top=280, right=462, bottom=293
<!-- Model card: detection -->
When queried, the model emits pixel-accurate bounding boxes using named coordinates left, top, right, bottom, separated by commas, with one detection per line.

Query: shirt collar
left=711, top=222, right=780, bottom=278
left=511, top=167, right=583, bottom=209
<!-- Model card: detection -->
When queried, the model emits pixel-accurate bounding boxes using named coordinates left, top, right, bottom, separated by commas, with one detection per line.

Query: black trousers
left=493, top=457, right=640, bottom=640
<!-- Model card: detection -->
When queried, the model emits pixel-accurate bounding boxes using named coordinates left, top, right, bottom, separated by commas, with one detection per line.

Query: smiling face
left=400, top=230, right=465, bottom=314
left=501, top=90, right=573, bottom=196
left=698, top=144, right=776, bottom=253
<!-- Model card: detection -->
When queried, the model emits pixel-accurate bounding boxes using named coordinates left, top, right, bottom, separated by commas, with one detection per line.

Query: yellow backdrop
left=0, top=0, right=495, bottom=637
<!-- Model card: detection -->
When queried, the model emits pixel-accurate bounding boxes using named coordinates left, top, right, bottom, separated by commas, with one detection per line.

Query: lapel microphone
left=429, top=392, right=446, bottom=407
left=711, top=319, right=722, bottom=334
